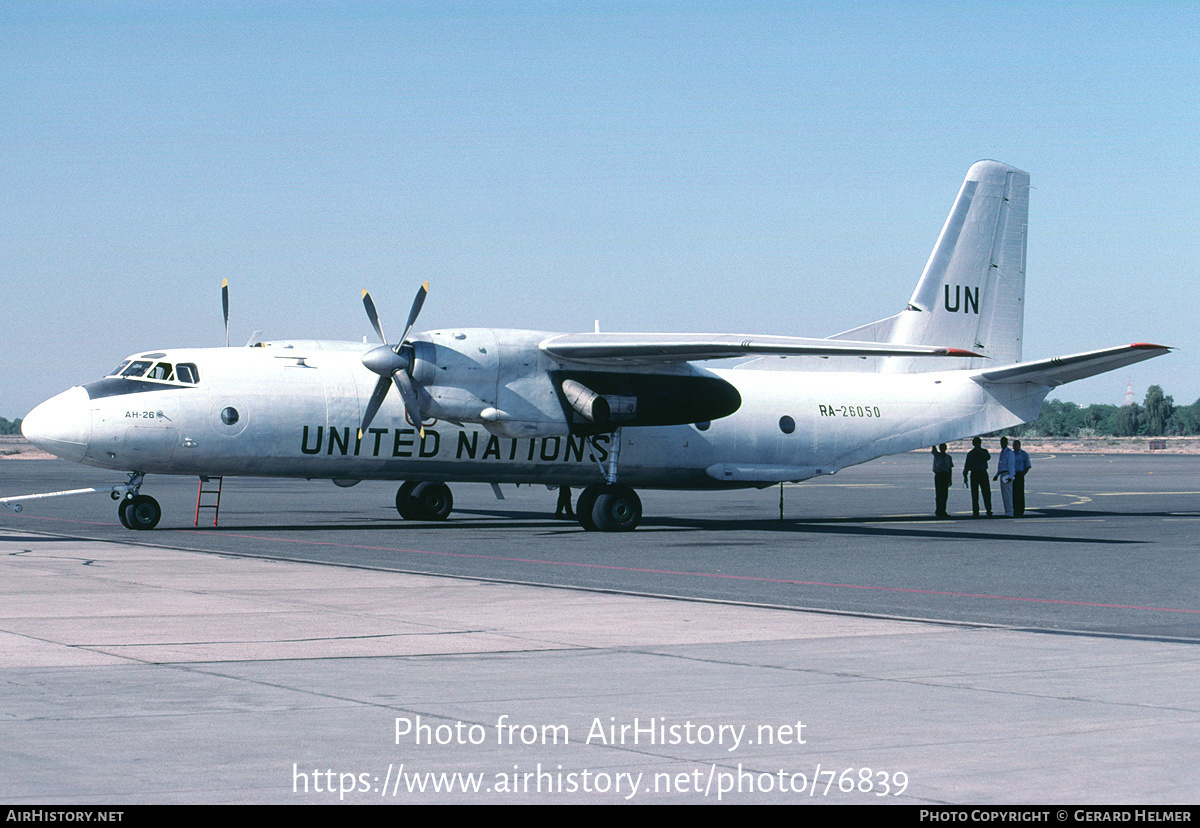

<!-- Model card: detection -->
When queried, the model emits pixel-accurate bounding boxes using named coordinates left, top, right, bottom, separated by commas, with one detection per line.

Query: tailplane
left=974, top=343, right=1171, bottom=388
left=832, top=160, right=1029, bottom=372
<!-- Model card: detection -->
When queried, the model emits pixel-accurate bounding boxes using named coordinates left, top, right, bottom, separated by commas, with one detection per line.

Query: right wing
left=539, top=333, right=981, bottom=365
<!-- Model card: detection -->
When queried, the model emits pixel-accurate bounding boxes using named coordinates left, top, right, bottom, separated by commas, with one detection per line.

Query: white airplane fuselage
left=32, top=333, right=1042, bottom=489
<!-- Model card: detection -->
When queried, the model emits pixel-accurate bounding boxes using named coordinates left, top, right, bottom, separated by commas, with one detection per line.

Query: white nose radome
left=22, top=387, right=91, bottom=463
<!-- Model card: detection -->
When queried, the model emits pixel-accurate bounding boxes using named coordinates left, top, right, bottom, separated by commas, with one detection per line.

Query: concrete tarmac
left=2, top=526, right=1200, bottom=804
left=2, top=453, right=1199, bottom=804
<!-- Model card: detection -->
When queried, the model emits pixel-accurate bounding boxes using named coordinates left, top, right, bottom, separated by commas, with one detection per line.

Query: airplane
left=16, top=160, right=1170, bottom=531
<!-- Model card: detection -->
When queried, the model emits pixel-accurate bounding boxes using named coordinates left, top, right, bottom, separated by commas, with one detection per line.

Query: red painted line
left=9, top=514, right=1199, bottom=617
left=185, top=528, right=1200, bottom=617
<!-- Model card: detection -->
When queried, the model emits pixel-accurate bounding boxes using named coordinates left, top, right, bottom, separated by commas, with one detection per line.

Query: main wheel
left=410, top=481, right=453, bottom=521
left=395, top=481, right=419, bottom=519
left=121, top=495, right=162, bottom=530
left=590, top=484, right=641, bottom=532
left=576, top=484, right=603, bottom=531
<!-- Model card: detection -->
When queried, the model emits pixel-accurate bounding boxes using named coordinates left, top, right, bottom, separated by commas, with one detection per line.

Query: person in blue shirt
left=994, top=436, right=1015, bottom=517
left=1012, top=440, right=1032, bottom=517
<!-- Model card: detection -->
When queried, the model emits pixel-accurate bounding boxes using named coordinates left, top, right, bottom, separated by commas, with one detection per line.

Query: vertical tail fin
left=832, top=160, right=1029, bottom=371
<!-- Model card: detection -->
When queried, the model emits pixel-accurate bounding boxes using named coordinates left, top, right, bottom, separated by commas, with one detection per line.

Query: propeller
left=222, top=279, right=230, bottom=347
left=222, top=279, right=263, bottom=346
left=359, top=281, right=430, bottom=438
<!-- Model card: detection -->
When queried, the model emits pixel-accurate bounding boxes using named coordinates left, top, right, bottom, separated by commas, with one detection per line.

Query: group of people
left=931, top=436, right=1031, bottom=518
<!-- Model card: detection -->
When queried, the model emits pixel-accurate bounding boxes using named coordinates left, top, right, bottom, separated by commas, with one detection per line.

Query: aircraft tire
left=118, top=498, right=133, bottom=529
left=122, top=495, right=162, bottom=530
left=590, top=484, right=641, bottom=532
left=576, top=484, right=603, bottom=531
left=395, top=481, right=418, bottom=519
left=410, top=481, right=453, bottom=521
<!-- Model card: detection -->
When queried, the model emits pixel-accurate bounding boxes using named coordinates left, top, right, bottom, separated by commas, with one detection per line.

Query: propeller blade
left=393, top=369, right=425, bottom=438
left=359, top=374, right=393, bottom=438
left=222, top=279, right=230, bottom=348
left=397, top=281, right=429, bottom=347
left=362, top=289, right=387, bottom=344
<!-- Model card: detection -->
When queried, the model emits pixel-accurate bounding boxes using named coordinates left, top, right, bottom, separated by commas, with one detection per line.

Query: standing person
left=1012, top=440, right=1032, bottom=517
left=994, top=436, right=1015, bottom=517
left=555, top=486, right=574, bottom=519
left=932, top=444, right=953, bottom=517
left=962, top=437, right=993, bottom=517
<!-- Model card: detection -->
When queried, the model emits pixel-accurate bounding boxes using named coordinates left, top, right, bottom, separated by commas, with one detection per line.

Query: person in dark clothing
left=932, top=444, right=953, bottom=517
left=962, top=436, right=993, bottom=517
left=555, top=486, right=575, bottom=519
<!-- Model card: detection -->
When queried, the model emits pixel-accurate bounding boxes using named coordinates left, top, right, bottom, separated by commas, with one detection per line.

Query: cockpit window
left=103, top=358, right=199, bottom=386
left=176, top=363, right=199, bottom=384
left=120, top=360, right=153, bottom=378
left=147, top=362, right=173, bottom=380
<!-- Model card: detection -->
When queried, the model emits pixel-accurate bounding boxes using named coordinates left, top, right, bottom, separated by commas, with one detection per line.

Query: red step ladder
left=195, top=476, right=223, bottom=526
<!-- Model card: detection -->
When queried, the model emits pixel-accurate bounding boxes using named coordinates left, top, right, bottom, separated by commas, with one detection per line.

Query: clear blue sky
left=3, top=1, right=1197, bottom=419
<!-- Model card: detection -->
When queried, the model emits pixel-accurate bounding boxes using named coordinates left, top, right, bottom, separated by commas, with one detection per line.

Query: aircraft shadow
left=158, top=508, right=1148, bottom=545
left=445, top=508, right=1142, bottom=544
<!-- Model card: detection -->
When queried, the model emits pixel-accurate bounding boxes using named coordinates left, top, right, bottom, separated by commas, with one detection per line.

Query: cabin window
left=108, top=361, right=131, bottom=377
left=176, top=363, right=199, bottom=384
left=221, top=407, right=239, bottom=426
left=779, top=416, right=796, bottom=434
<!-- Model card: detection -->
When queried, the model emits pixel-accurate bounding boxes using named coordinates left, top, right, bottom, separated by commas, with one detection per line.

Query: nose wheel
left=119, top=494, right=162, bottom=530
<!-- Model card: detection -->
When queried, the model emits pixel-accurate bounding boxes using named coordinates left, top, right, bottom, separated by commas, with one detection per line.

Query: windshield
left=106, top=359, right=200, bottom=384
left=119, top=360, right=153, bottom=378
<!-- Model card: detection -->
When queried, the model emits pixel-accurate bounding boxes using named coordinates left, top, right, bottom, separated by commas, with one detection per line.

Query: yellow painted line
left=799, top=483, right=896, bottom=488
left=1037, top=492, right=1094, bottom=507
left=1092, top=491, right=1200, bottom=496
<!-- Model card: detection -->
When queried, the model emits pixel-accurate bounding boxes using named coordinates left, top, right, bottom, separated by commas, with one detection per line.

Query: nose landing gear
left=115, top=472, right=161, bottom=530
left=119, top=494, right=162, bottom=530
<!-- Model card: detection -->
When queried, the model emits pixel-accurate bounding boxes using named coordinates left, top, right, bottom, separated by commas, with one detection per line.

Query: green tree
left=1104, top=403, right=1144, bottom=436
left=1143, top=385, right=1174, bottom=436
left=1167, top=399, right=1200, bottom=435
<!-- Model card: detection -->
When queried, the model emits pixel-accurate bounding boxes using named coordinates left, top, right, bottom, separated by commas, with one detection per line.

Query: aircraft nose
left=22, top=387, right=91, bottom=463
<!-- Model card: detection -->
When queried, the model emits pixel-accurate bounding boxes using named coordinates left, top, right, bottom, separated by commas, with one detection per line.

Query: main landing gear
left=391, top=428, right=642, bottom=531
left=115, top=472, right=161, bottom=530
left=576, top=483, right=642, bottom=532
left=395, top=481, right=454, bottom=521
left=574, top=428, right=642, bottom=532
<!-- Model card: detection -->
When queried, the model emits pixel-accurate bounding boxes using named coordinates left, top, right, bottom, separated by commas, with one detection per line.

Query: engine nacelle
left=410, top=330, right=573, bottom=436
left=404, top=330, right=742, bottom=438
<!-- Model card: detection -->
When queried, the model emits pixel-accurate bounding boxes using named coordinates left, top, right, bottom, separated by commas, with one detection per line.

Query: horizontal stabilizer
left=540, top=333, right=980, bottom=364
left=973, top=343, right=1171, bottom=387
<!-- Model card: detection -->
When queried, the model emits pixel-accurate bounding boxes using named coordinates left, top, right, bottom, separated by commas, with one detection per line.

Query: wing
left=539, top=333, right=981, bottom=365
left=973, top=343, right=1172, bottom=387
